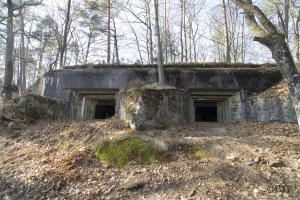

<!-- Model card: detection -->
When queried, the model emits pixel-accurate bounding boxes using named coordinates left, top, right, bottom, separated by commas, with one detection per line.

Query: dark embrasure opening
left=195, top=102, right=218, bottom=122
left=94, top=101, right=115, bottom=119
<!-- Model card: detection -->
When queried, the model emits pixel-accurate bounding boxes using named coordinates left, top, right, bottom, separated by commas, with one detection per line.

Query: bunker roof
left=63, top=62, right=277, bottom=70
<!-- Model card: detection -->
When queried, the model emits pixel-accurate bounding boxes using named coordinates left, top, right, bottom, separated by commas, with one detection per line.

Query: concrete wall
left=43, top=66, right=282, bottom=101
left=245, top=97, right=297, bottom=123
left=228, top=91, right=247, bottom=122
left=227, top=91, right=297, bottom=123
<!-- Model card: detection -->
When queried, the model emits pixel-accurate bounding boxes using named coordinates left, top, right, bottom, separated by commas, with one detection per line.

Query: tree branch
left=232, top=0, right=278, bottom=36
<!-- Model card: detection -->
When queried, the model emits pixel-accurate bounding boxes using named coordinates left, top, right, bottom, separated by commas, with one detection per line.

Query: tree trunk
left=284, top=0, right=290, bottom=44
left=59, top=0, right=72, bottom=69
left=85, top=31, right=92, bottom=63
left=107, top=0, right=111, bottom=64
left=163, top=0, right=168, bottom=63
left=19, top=6, right=26, bottom=92
left=2, top=0, right=14, bottom=100
left=232, top=0, right=300, bottom=131
left=271, top=35, right=300, bottom=129
left=112, top=17, right=120, bottom=64
left=293, top=9, right=300, bottom=61
left=146, top=2, right=154, bottom=64
left=183, top=0, right=188, bottom=62
left=37, top=42, right=46, bottom=78
left=154, top=0, right=165, bottom=85
left=222, top=0, right=231, bottom=63
left=130, top=24, right=143, bottom=64
left=180, top=0, right=184, bottom=62
left=241, top=14, right=246, bottom=63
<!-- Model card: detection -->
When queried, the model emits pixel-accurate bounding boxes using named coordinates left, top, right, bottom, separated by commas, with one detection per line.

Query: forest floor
left=0, top=119, right=300, bottom=200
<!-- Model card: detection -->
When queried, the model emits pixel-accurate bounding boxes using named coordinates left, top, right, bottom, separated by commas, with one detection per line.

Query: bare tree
left=107, top=0, right=111, bottom=64
left=232, top=0, right=300, bottom=131
left=19, top=5, right=26, bottom=91
left=2, top=0, right=14, bottom=100
left=222, top=0, right=231, bottom=63
left=112, top=16, right=120, bottom=64
left=125, top=0, right=154, bottom=64
left=154, top=0, right=165, bottom=85
left=292, top=4, right=300, bottom=61
left=59, top=0, right=72, bottom=69
left=2, top=0, right=41, bottom=100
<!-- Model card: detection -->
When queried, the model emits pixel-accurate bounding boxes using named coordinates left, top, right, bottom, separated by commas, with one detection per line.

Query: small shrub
left=93, top=137, right=169, bottom=167
left=192, top=148, right=211, bottom=160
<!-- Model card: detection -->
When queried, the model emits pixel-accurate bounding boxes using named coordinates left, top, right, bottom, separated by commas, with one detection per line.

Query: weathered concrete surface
left=43, top=64, right=282, bottom=100
left=117, top=85, right=193, bottom=130
left=245, top=97, right=297, bottom=123
left=227, top=91, right=297, bottom=123
left=1, top=94, right=66, bottom=122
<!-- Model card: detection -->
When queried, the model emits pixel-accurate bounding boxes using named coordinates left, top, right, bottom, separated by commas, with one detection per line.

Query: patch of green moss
left=93, top=137, right=169, bottom=167
left=192, top=148, right=211, bottom=160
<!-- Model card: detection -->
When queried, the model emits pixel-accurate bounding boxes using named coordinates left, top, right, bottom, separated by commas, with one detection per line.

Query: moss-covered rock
left=116, top=84, right=193, bottom=130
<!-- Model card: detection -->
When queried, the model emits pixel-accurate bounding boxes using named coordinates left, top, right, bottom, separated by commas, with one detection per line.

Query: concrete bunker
left=42, top=63, right=295, bottom=123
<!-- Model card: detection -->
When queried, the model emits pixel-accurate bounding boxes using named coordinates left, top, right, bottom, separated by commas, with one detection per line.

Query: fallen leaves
left=0, top=120, right=299, bottom=199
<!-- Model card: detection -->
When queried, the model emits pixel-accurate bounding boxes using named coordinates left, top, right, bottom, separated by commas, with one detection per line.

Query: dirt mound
left=254, top=81, right=289, bottom=100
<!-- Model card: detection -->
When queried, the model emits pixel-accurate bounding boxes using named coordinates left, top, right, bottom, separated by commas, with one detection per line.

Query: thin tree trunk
left=147, top=2, right=154, bottom=64
left=146, top=23, right=150, bottom=63
left=130, top=24, right=143, bottom=64
left=293, top=9, right=300, bottom=61
left=59, top=0, right=72, bottom=69
left=193, top=23, right=199, bottom=62
left=3, top=0, right=14, bottom=100
left=112, top=17, right=120, bottom=64
left=107, top=0, right=111, bottom=64
left=188, top=16, right=193, bottom=62
left=222, top=0, right=231, bottom=63
left=180, top=0, right=184, bottom=62
left=37, top=42, right=46, bottom=78
left=241, top=14, right=246, bottom=62
left=164, top=0, right=168, bottom=63
left=284, top=0, right=290, bottom=44
left=20, top=6, right=26, bottom=91
left=183, top=0, right=188, bottom=62
left=75, top=44, right=79, bottom=65
left=85, top=31, right=92, bottom=63
left=154, top=0, right=165, bottom=85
